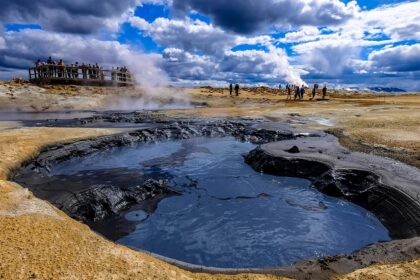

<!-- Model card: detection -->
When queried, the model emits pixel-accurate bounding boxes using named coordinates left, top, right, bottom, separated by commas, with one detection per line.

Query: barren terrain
left=0, top=81, right=419, bottom=279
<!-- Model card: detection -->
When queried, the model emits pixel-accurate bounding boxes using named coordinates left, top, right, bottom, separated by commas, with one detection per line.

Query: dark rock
left=245, top=147, right=420, bottom=239
left=287, top=146, right=300, bottom=153
left=13, top=118, right=299, bottom=223
left=15, top=120, right=296, bottom=175
left=245, top=147, right=330, bottom=181
left=62, top=179, right=177, bottom=222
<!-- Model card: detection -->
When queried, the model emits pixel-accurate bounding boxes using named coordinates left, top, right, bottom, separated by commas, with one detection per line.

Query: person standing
left=88, top=64, right=93, bottom=79
left=100, top=66, right=104, bottom=80
left=34, top=59, right=42, bottom=79
left=229, top=83, right=233, bottom=96
left=111, top=67, right=116, bottom=81
left=67, top=64, right=72, bottom=79
left=235, top=84, right=240, bottom=96
left=286, top=84, right=291, bottom=100
left=57, top=59, right=65, bottom=78
left=294, top=85, right=300, bottom=100
left=95, top=63, right=100, bottom=79
left=82, top=63, right=87, bottom=79
left=74, top=62, right=79, bottom=78
left=300, top=84, right=305, bottom=99
left=312, top=84, right=318, bottom=100
left=322, top=85, right=327, bottom=99
left=47, top=56, right=53, bottom=77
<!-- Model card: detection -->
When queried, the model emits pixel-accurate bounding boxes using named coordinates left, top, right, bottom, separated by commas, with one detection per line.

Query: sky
left=0, top=0, right=419, bottom=90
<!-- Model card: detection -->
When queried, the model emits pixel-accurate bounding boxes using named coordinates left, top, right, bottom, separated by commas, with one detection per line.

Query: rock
left=287, top=146, right=300, bottom=153
left=14, top=117, right=299, bottom=223
left=18, top=119, right=297, bottom=174
left=61, top=179, right=177, bottom=222
left=245, top=147, right=420, bottom=239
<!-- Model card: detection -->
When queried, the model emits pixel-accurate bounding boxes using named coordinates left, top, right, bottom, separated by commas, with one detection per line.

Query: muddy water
left=45, top=137, right=390, bottom=268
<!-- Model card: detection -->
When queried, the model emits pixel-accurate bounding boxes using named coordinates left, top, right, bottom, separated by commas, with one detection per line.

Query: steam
left=106, top=49, right=192, bottom=111
left=267, top=44, right=305, bottom=86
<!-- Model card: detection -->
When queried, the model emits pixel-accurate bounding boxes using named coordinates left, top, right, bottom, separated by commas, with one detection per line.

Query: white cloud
left=162, top=46, right=304, bottom=85
left=172, top=0, right=359, bottom=34
left=369, top=44, right=420, bottom=72
left=0, top=37, right=5, bottom=49
left=0, top=0, right=140, bottom=34
left=131, top=17, right=236, bottom=55
left=130, top=16, right=304, bottom=84
left=280, top=27, right=321, bottom=44
left=285, top=1, right=420, bottom=79
left=130, top=17, right=151, bottom=30
left=360, top=1, right=420, bottom=41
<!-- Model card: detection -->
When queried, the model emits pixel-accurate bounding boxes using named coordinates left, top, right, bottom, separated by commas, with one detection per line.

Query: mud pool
left=19, top=137, right=390, bottom=268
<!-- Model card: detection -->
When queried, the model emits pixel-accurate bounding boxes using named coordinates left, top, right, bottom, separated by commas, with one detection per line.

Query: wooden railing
left=29, top=65, right=135, bottom=86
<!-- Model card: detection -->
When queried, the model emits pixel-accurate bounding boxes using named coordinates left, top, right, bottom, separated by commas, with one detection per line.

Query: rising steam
left=267, top=44, right=305, bottom=86
left=106, top=50, right=191, bottom=111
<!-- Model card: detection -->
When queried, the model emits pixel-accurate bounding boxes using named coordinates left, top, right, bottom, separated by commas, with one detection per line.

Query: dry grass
left=334, top=259, right=420, bottom=280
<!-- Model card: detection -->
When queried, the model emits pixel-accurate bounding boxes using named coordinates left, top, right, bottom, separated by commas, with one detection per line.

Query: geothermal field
left=2, top=1, right=420, bottom=279
left=0, top=80, right=419, bottom=280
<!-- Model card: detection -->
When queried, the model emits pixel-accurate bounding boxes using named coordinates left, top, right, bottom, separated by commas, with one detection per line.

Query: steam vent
left=1, top=1, right=420, bottom=280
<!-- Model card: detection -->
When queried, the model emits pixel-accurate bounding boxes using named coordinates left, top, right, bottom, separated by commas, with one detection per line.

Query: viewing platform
left=29, top=65, right=135, bottom=87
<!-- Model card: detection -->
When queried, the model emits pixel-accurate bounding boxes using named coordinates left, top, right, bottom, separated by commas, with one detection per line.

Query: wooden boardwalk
left=29, top=65, right=134, bottom=87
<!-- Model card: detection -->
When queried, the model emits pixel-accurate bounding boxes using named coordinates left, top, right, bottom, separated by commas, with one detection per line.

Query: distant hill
left=345, top=87, right=407, bottom=93
left=367, top=87, right=406, bottom=93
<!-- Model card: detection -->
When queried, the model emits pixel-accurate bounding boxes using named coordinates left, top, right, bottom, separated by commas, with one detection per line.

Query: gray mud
left=14, top=117, right=296, bottom=223
left=245, top=134, right=420, bottom=239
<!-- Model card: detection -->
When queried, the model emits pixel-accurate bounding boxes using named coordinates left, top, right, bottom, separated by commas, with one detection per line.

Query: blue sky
left=0, top=0, right=419, bottom=90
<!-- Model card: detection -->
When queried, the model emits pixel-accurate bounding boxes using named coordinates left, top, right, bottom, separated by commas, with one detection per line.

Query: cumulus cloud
left=360, top=1, right=420, bottom=41
left=163, top=49, right=217, bottom=81
left=162, top=46, right=304, bottom=85
left=130, top=15, right=304, bottom=84
left=300, top=43, right=361, bottom=77
left=369, top=44, right=420, bottom=72
left=0, top=0, right=140, bottom=34
left=280, top=27, right=321, bottom=44
left=131, top=16, right=274, bottom=55
left=131, top=17, right=237, bottom=55
left=172, top=0, right=359, bottom=34
left=286, top=1, right=420, bottom=80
